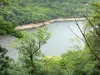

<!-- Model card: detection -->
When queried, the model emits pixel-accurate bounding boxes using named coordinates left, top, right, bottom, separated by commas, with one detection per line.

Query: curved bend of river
left=0, top=21, right=84, bottom=60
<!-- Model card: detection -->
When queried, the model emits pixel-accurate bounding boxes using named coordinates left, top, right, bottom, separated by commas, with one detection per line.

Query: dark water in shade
left=0, top=21, right=84, bottom=60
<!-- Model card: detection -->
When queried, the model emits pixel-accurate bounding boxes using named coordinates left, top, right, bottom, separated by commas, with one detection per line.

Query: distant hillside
left=0, top=0, right=100, bottom=26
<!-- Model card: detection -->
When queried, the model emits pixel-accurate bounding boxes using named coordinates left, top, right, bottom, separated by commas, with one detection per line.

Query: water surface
left=0, top=21, right=84, bottom=59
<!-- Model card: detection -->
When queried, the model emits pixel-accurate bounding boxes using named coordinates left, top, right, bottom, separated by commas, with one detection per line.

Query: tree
left=13, top=27, right=51, bottom=75
left=38, top=56, right=67, bottom=75
left=0, top=45, right=11, bottom=75
left=0, top=16, right=23, bottom=38
left=91, top=2, right=100, bottom=26
left=8, top=62, right=29, bottom=75
left=81, top=2, right=100, bottom=61
left=69, top=2, right=100, bottom=74
left=0, top=0, right=9, bottom=5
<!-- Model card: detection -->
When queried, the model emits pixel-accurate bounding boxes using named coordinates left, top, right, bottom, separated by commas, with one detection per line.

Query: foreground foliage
left=0, top=45, right=12, bottom=75
left=13, top=27, right=51, bottom=75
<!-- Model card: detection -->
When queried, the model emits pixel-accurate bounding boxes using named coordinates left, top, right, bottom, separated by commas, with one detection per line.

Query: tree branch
left=74, top=16, right=100, bottom=62
left=68, top=25, right=84, bottom=42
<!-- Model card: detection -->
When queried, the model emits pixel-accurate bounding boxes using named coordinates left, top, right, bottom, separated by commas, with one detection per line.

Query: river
left=0, top=20, right=84, bottom=60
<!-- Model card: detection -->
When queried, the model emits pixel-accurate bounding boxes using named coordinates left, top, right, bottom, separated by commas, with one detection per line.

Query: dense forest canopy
left=0, top=0, right=100, bottom=26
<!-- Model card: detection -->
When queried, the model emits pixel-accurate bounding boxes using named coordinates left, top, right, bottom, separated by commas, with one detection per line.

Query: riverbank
left=16, top=18, right=86, bottom=30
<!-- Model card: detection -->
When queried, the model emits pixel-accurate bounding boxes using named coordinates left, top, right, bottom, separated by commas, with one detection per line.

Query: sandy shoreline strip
left=16, top=18, right=86, bottom=30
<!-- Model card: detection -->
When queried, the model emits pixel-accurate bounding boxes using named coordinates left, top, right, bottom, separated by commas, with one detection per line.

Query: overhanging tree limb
left=68, top=25, right=84, bottom=42
left=82, top=12, right=100, bottom=40
left=74, top=16, right=100, bottom=62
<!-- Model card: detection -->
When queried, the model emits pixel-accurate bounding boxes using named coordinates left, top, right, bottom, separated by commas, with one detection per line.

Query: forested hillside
left=0, top=0, right=100, bottom=26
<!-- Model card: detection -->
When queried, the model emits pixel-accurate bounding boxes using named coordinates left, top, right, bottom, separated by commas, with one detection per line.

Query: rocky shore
left=16, top=18, right=85, bottom=30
